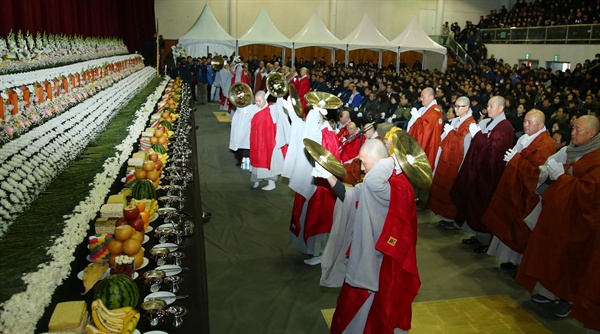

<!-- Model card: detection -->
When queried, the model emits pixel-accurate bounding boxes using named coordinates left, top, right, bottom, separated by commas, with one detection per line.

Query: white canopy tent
left=237, top=7, right=292, bottom=61
left=178, top=4, right=236, bottom=58
left=389, top=16, right=448, bottom=72
left=290, top=11, right=346, bottom=67
left=341, top=14, right=394, bottom=67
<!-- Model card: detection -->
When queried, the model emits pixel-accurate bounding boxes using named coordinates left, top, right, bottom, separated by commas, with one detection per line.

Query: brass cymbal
left=303, top=138, right=346, bottom=179
left=391, top=130, right=432, bottom=189
left=228, top=82, right=253, bottom=108
left=211, top=55, right=224, bottom=71
left=304, top=92, right=343, bottom=109
left=265, top=72, right=289, bottom=98
left=287, top=85, right=303, bottom=117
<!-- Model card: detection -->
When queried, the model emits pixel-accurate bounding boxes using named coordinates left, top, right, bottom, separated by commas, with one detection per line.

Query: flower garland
left=0, top=75, right=170, bottom=333
left=0, top=30, right=128, bottom=75
left=0, top=66, right=154, bottom=238
left=0, top=55, right=142, bottom=144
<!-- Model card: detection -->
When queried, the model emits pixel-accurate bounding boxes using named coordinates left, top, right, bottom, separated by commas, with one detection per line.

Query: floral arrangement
left=0, top=30, right=129, bottom=75
left=0, top=73, right=169, bottom=333
left=171, top=43, right=188, bottom=60
left=0, top=65, right=156, bottom=238
left=0, top=55, right=143, bottom=145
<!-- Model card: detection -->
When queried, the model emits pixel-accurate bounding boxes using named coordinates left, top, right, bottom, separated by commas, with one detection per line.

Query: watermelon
left=159, top=120, right=172, bottom=131
left=94, top=274, right=139, bottom=309
left=132, top=179, right=156, bottom=200
left=151, top=144, right=167, bottom=154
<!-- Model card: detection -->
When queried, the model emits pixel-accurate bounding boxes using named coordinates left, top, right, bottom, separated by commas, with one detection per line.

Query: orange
left=109, top=254, right=118, bottom=268
left=107, top=239, right=123, bottom=255
left=122, top=238, right=142, bottom=256
left=133, top=249, right=145, bottom=269
left=130, top=231, right=144, bottom=243
left=150, top=136, right=158, bottom=144
left=146, top=170, right=159, bottom=182
left=143, top=160, right=155, bottom=172
left=139, top=212, right=150, bottom=230
left=134, top=169, right=147, bottom=180
left=114, top=225, right=134, bottom=241
left=154, top=129, right=164, bottom=138
left=157, top=136, right=167, bottom=145
left=153, top=179, right=160, bottom=189
left=135, top=202, right=146, bottom=213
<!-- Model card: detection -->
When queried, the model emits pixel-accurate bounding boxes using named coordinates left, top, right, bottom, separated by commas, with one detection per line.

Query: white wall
left=155, top=0, right=510, bottom=40
left=486, top=44, right=598, bottom=68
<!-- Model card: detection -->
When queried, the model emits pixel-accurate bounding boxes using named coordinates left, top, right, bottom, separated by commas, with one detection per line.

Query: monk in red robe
left=516, top=115, right=600, bottom=326
left=290, top=67, right=310, bottom=113
left=427, top=96, right=475, bottom=225
left=485, top=109, right=555, bottom=266
left=317, top=140, right=420, bottom=333
left=406, top=87, right=443, bottom=170
left=450, top=96, right=514, bottom=253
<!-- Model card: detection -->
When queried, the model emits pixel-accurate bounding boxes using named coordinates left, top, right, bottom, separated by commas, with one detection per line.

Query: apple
left=115, top=217, right=129, bottom=227
left=148, top=153, right=158, bottom=162
left=123, top=204, right=140, bottom=221
left=154, top=160, right=163, bottom=171
left=129, top=216, right=144, bottom=232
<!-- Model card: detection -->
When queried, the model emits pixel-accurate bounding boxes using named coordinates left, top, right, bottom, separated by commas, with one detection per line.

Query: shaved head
left=571, top=115, right=599, bottom=146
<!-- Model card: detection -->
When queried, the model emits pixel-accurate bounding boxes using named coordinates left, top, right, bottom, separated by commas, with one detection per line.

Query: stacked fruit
left=129, top=198, right=158, bottom=230
left=89, top=234, right=113, bottom=263
left=87, top=299, right=140, bottom=334
left=108, top=225, right=144, bottom=269
left=148, top=127, right=169, bottom=151
left=133, top=157, right=162, bottom=189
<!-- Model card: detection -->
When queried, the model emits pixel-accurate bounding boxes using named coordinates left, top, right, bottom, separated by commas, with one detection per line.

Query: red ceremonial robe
left=339, top=134, right=363, bottom=164
left=289, top=128, right=340, bottom=241
left=450, top=119, right=513, bottom=232
left=331, top=172, right=420, bottom=333
left=427, top=116, right=475, bottom=219
left=408, top=104, right=443, bottom=169
left=483, top=132, right=555, bottom=253
left=296, top=76, right=310, bottom=111
left=573, top=225, right=600, bottom=331
left=516, top=149, right=600, bottom=317
left=249, top=105, right=276, bottom=169
left=253, top=70, right=265, bottom=93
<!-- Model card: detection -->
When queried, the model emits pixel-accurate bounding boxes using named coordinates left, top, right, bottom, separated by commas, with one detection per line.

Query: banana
left=85, top=323, right=108, bottom=334
left=94, top=305, right=125, bottom=333
left=91, top=306, right=111, bottom=333
left=95, top=299, right=132, bottom=318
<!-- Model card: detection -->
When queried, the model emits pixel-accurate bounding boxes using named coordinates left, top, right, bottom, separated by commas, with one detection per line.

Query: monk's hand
left=410, top=107, right=420, bottom=119
left=391, top=153, right=403, bottom=174
left=546, top=159, right=564, bottom=180
left=503, top=148, right=516, bottom=162
left=443, top=123, right=453, bottom=134
left=312, top=162, right=333, bottom=179
left=469, top=123, right=480, bottom=138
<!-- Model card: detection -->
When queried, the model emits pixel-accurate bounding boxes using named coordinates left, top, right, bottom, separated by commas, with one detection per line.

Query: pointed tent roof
left=237, top=7, right=293, bottom=48
left=178, top=4, right=236, bottom=57
left=291, top=11, right=345, bottom=50
left=389, top=16, right=447, bottom=54
left=341, top=14, right=394, bottom=51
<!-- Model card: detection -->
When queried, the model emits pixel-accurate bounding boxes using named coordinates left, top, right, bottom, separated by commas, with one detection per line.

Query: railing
left=477, top=24, right=600, bottom=44
left=430, top=35, right=477, bottom=67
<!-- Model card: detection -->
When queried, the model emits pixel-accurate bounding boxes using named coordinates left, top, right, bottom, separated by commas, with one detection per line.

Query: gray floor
left=194, top=102, right=584, bottom=334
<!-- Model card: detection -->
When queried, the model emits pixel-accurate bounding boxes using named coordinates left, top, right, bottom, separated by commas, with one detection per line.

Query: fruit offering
left=94, top=274, right=140, bottom=310
left=88, top=298, right=140, bottom=334
left=89, top=234, right=113, bottom=262
left=111, top=255, right=135, bottom=278
left=109, top=225, right=145, bottom=269
left=82, top=262, right=110, bottom=294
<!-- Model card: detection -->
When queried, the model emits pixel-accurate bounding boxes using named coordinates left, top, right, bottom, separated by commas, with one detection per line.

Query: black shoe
left=474, top=245, right=489, bottom=253
left=500, top=262, right=519, bottom=270
left=202, top=211, right=212, bottom=223
left=462, top=236, right=481, bottom=245
left=235, top=162, right=242, bottom=167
